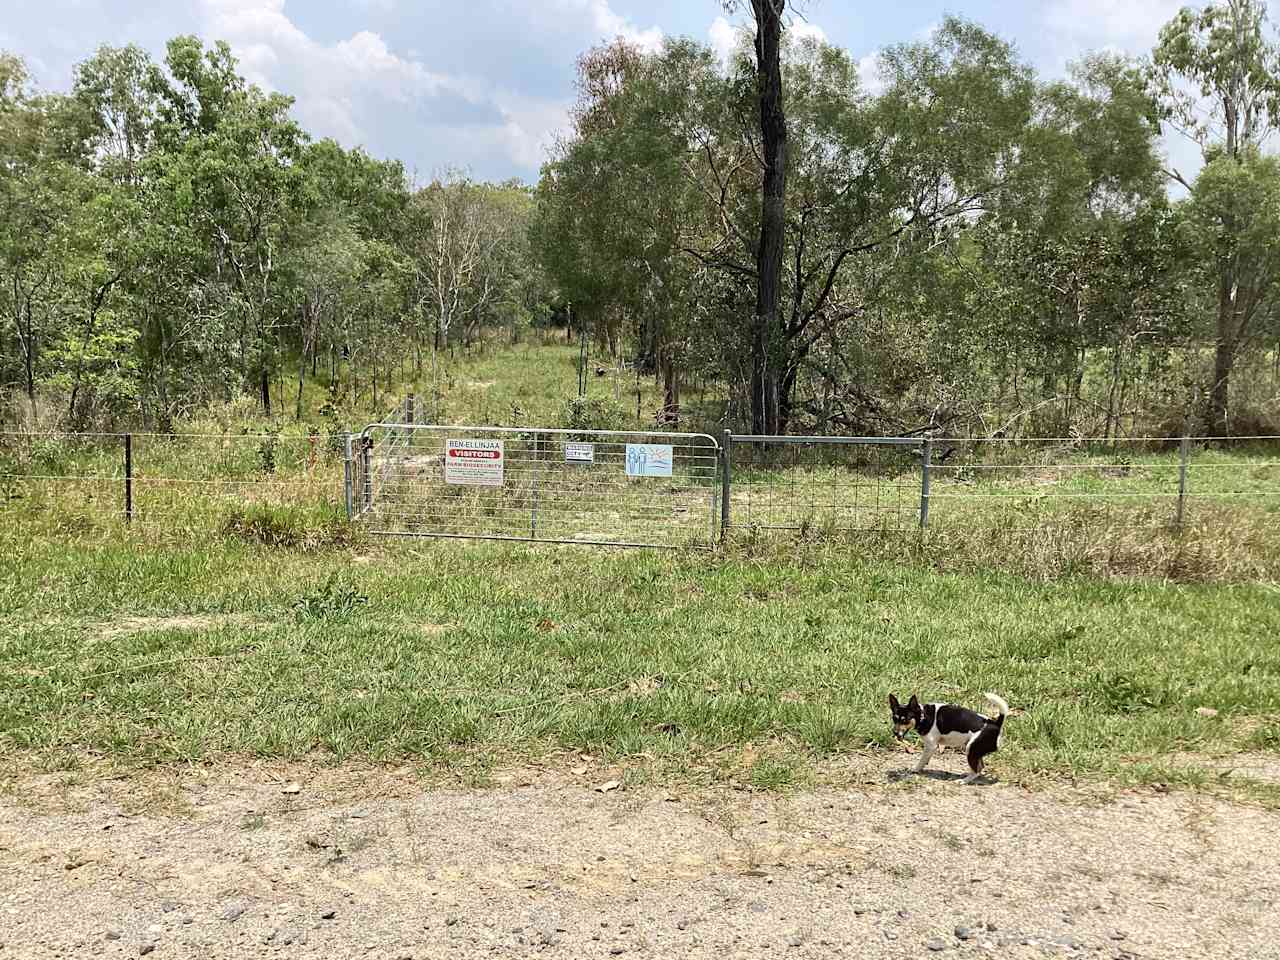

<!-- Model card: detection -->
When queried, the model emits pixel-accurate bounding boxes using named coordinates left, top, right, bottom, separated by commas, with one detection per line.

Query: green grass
left=2, top=339, right=1279, bottom=800
left=2, top=529, right=1278, bottom=799
left=391, top=338, right=672, bottom=431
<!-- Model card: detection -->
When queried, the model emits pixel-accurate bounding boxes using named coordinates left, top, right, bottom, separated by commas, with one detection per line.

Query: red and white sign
left=445, top=438, right=504, bottom=486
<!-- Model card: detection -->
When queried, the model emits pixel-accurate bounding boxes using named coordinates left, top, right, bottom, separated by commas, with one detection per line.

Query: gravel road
left=1, top=762, right=1276, bottom=959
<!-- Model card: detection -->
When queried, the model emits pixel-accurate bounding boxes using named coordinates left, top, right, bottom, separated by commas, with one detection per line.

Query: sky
left=1, top=0, right=1199, bottom=184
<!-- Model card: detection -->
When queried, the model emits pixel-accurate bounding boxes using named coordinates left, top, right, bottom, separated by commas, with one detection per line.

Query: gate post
left=361, top=435, right=373, bottom=513
left=919, top=438, right=933, bottom=530
left=720, top=429, right=732, bottom=541
left=343, top=433, right=355, bottom=519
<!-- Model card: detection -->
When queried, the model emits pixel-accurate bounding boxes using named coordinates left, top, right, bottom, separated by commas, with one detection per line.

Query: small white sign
left=625, top=443, right=673, bottom=478
left=565, top=442, right=595, bottom=464
left=445, top=438, right=504, bottom=486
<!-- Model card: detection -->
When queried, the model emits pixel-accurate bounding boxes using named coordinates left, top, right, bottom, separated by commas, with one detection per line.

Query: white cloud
left=790, top=20, right=827, bottom=45
left=856, top=52, right=883, bottom=95
left=195, top=0, right=583, bottom=176
left=708, top=15, right=739, bottom=64
left=565, top=0, right=663, bottom=53
left=488, top=91, right=573, bottom=172
left=1043, top=0, right=1183, bottom=57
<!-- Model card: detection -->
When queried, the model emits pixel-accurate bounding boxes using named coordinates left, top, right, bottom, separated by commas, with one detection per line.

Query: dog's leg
left=914, top=742, right=935, bottom=773
left=963, top=753, right=983, bottom=785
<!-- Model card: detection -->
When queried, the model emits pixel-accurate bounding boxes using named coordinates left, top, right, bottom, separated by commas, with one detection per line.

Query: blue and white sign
left=625, top=443, right=673, bottom=478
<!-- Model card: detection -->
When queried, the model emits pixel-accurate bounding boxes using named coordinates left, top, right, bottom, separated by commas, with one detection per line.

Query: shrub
left=559, top=395, right=627, bottom=438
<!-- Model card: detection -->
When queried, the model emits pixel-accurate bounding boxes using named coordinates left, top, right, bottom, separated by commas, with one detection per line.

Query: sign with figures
left=564, top=442, right=595, bottom=464
left=445, top=438, right=504, bottom=486
left=625, top=443, right=673, bottom=478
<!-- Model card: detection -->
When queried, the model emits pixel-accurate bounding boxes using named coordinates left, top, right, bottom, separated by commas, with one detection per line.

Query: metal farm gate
left=346, top=423, right=721, bottom=547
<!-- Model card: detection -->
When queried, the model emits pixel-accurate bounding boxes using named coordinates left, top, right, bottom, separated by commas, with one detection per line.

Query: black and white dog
left=888, top=692, right=1009, bottom=784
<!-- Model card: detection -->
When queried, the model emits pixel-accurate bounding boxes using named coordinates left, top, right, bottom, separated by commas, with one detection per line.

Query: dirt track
left=1, top=763, right=1277, bottom=959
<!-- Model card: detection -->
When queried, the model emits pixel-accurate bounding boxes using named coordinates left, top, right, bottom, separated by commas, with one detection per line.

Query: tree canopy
left=4, top=3, right=1280, bottom=438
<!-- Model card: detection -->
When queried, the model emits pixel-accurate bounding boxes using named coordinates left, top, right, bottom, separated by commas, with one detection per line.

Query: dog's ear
left=889, top=693, right=900, bottom=710
left=908, top=694, right=920, bottom=709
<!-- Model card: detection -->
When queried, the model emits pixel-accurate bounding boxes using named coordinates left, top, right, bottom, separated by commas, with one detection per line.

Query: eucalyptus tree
left=1154, top=0, right=1280, bottom=433
left=149, top=36, right=313, bottom=416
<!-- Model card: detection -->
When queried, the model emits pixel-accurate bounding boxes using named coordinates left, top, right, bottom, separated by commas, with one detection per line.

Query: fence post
left=720, top=429, right=733, bottom=541
left=919, top=438, right=933, bottom=530
left=1176, top=434, right=1191, bottom=528
left=343, top=433, right=355, bottom=519
left=124, top=433, right=133, bottom=524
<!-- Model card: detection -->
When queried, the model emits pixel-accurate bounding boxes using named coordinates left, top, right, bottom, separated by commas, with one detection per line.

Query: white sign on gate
left=564, top=442, right=595, bottom=464
left=445, top=438, right=504, bottom=486
left=625, top=443, right=673, bottom=478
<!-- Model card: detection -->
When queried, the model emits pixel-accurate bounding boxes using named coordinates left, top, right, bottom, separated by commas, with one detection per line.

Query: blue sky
left=2, top=0, right=1196, bottom=183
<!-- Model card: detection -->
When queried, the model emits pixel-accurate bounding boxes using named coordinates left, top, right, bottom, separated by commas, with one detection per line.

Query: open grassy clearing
left=3, top=530, right=1278, bottom=802
left=359, top=339, right=678, bottom=431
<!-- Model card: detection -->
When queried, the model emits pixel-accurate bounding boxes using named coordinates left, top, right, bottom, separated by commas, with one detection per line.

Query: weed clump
left=292, top=573, right=368, bottom=622
left=222, top=503, right=352, bottom=549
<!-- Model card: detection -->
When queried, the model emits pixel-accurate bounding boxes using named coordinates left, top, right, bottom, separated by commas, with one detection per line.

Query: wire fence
left=0, top=430, right=346, bottom=534
left=722, top=433, right=1280, bottom=535
left=2, top=425, right=1278, bottom=545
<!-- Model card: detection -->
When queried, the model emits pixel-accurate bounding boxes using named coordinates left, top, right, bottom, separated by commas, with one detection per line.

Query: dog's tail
left=984, top=693, right=1009, bottom=725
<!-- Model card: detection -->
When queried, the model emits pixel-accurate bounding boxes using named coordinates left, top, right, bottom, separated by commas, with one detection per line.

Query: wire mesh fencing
left=724, top=435, right=924, bottom=533
left=1, top=430, right=348, bottom=537
left=3, top=424, right=1277, bottom=548
left=922, top=436, right=1280, bottom=533
left=353, top=423, right=721, bottom=547
left=722, top=433, right=1280, bottom=536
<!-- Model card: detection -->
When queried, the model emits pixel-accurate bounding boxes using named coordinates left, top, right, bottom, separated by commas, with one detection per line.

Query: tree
left=710, top=20, right=1039, bottom=432
left=151, top=37, right=312, bottom=416
left=724, top=0, right=789, bottom=434
left=0, top=55, right=135, bottom=422
left=1183, top=150, right=1280, bottom=425
left=538, top=20, right=1180, bottom=437
left=1, top=56, right=62, bottom=409
left=1154, top=0, right=1280, bottom=434
left=410, top=172, right=513, bottom=358
left=533, top=40, right=709, bottom=417
left=71, top=44, right=162, bottom=185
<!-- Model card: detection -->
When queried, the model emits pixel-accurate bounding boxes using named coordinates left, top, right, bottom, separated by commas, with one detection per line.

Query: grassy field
left=2, top=339, right=1278, bottom=801
left=2, top=525, right=1278, bottom=801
